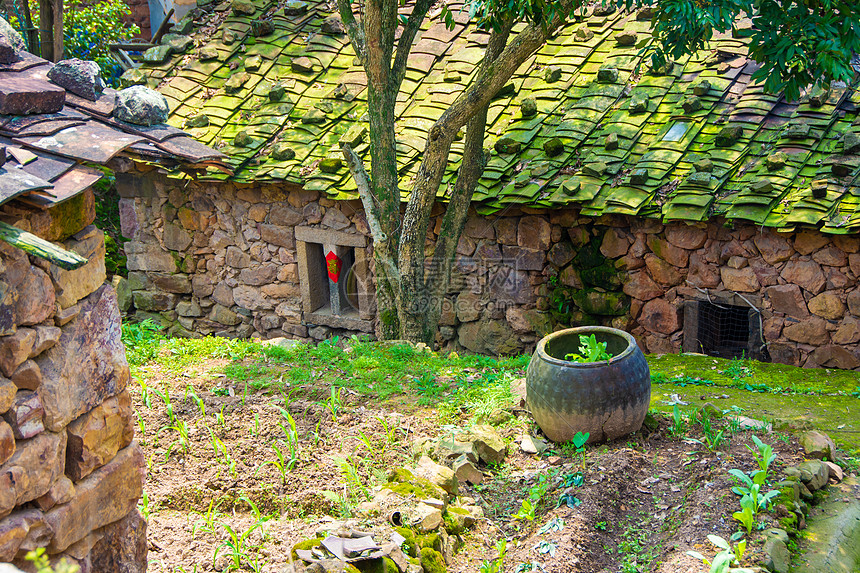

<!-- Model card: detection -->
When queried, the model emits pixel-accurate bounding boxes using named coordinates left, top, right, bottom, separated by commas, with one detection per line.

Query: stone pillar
left=0, top=198, right=145, bottom=571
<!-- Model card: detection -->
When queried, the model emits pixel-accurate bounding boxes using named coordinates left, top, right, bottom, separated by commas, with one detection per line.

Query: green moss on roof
left=144, top=0, right=860, bottom=233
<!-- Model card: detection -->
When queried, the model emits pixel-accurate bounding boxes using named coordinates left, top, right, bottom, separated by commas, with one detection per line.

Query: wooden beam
left=38, top=0, right=62, bottom=61
left=0, top=222, right=87, bottom=270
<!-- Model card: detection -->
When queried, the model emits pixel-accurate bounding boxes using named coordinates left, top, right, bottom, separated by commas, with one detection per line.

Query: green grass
left=123, top=328, right=528, bottom=408
left=649, top=353, right=860, bottom=396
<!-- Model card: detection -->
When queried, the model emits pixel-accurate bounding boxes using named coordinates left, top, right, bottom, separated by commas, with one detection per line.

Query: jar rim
left=534, top=326, right=637, bottom=368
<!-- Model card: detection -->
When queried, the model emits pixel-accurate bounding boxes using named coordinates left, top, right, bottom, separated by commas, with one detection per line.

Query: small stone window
left=682, top=299, right=768, bottom=361
left=295, top=226, right=373, bottom=332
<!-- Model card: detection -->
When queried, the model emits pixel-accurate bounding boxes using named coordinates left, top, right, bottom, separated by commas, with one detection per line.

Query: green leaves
left=564, top=334, right=613, bottom=363
left=642, top=0, right=860, bottom=101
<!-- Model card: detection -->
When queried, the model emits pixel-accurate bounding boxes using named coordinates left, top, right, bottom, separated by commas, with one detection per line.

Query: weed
left=479, top=539, right=507, bottom=573
left=212, top=521, right=265, bottom=572
left=747, top=435, right=776, bottom=473
left=722, top=354, right=752, bottom=382
left=121, top=318, right=164, bottom=366
left=564, top=334, right=613, bottom=363
left=669, top=405, right=688, bottom=437
left=687, top=534, right=754, bottom=573
left=618, top=523, right=658, bottom=573
left=25, top=548, right=80, bottom=573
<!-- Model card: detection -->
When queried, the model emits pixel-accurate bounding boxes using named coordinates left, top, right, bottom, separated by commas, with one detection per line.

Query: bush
left=7, top=0, right=139, bottom=86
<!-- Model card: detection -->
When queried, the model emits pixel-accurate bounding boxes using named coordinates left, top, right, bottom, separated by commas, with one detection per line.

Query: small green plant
left=479, top=539, right=507, bottom=573
left=747, top=435, right=776, bottom=473
left=185, top=385, right=206, bottom=416
left=686, top=535, right=755, bottom=573
left=121, top=318, right=164, bottom=365
left=150, top=386, right=175, bottom=425
left=25, top=548, right=80, bottom=573
left=276, top=407, right=300, bottom=468
left=564, top=334, right=613, bottom=363
left=192, top=499, right=224, bottom=537
left=255, top=441, right=294, bottom=485
left=729, top=468, right=779, bottom=518
left=722, top=354, right=752, bottom=382
left=698, top=410, right=727, bottom=451
left=325, top=386, right=345, bottom=422
left=514, top=472, right=553, bottom=522
left=732, top=496, right=755, bottom=534
left=213, top=521, right=264, bottom=572
left=669, top=404, right=688, bottom=437
left=157, top=420, right=190, bottom=460
left=138, top=490, right=153, bottom=520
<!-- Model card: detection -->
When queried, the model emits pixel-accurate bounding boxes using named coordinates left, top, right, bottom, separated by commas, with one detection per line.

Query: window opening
left=682, top=300, right=769, bottom=361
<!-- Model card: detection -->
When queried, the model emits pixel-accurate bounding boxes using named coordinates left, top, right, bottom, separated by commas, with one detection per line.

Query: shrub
left=7, top=0, right=139, bottom=86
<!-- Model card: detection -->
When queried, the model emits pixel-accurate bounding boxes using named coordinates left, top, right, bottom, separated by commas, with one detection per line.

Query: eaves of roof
left=145, top=0, right=860, bottom=234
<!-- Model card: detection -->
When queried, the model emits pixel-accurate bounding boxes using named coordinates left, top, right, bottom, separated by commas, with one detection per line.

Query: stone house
left=0, top=29, right=223, bottom=570
left=123, top=0, right=860, bottom=369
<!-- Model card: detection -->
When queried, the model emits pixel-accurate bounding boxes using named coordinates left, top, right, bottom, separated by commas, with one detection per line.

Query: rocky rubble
left=765, top=430, right=848, bottom=573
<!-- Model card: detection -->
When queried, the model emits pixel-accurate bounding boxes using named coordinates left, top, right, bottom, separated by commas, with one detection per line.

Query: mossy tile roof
left=146, top=0, right=860, bottom=233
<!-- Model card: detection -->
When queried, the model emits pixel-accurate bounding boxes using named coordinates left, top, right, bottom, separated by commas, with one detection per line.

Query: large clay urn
left=526, top=326, right=651, bottom=443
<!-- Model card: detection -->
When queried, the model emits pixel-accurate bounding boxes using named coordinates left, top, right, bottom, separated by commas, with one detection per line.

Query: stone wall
left=120, top=173, right=860, bottom=370
left=0, top=192, right=146, bottom=571
left=123, top=0, right=152, bottom=40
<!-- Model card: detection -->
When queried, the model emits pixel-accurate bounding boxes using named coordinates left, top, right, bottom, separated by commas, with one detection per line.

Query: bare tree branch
left=341, top=143, right=386, bottom=242
left=336, top=0, right=367, bottom=64
left=390, top=0, right=434, bottom=92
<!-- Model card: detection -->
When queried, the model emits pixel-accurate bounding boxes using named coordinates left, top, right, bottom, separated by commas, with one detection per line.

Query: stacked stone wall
left=0, top=193, right=146, bottom=571
left=122, top=174, right=860, bottom=370
left=123, top=0, right=152, bottom=40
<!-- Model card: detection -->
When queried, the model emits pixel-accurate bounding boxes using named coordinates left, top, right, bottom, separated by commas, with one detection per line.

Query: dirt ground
left=133, top=353, right=808, bottom=573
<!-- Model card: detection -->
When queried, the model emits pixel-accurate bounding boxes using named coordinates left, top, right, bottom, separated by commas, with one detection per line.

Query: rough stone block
left=36, top=286, right=130, bottom=432
left=0, top=280, right=18, bottom=336
left=766, top=284, right=809, bottom=318
left=48, top=228, right=106, bottom=308
left=89, top=509, right=147, bottom=573
left=125, top=243, right=177, bottom=273
left=0, top=420, right=12, bottom=465
left=2, top=391, right=43, bottom=439
left=0, top=378, right=14, bottom=414
left=11, top=360, right=41, bottom=391
left=0, top=430, right=67, bottom=517
left=0, top=329, right=35, bottom=378
left=162, top=223, right=192, bottom=251
left=132, top=290, right=177, bottom=312
left=14, top=266, right=55, bottom=326
left=30, top=326, right=62, bottom=358
left=66, top=390, right=134, bottom=481
left=35, top=475, right=74, bottom=511
left=45, top=443, right=144, bottom=552
left=0, top=509, right=46, bottom=562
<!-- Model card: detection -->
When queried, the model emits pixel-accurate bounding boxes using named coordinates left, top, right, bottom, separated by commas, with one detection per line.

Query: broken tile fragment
left=765, top=152, right=787, bottom=170
left=715, top=125, right=743, bottom=146
left=543, top=138, right=564, bottom=156
left=597, top=66, right=618, bottom=83
left=494, top=137, right=520, bottom=154
left=544, top=66, right=561, bottom=83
